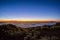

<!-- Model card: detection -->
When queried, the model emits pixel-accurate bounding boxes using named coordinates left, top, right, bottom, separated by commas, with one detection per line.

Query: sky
left=0, top=0, right=60, bottom=21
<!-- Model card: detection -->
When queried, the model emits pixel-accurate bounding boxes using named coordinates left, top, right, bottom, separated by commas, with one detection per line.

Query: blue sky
left=0, top=0, right=60, bottom=21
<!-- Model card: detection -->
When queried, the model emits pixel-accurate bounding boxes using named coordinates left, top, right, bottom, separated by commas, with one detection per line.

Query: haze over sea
left=0, top=22, right=56, bottom=28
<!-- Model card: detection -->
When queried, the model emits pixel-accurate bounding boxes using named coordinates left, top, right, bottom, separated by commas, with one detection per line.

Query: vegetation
left=0, top=23, right=60, bottom=40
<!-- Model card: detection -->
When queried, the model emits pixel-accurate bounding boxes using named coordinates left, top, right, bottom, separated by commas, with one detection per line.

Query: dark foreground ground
left=0, top=22, right=60, bottom=40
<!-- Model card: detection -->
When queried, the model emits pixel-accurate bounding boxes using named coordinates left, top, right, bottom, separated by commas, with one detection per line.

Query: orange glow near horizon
left=0, top=19, right=60, bottom=22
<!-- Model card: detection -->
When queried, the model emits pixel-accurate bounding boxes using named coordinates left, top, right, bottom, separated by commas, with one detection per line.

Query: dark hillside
left=0, top=23, right=60, bottom=40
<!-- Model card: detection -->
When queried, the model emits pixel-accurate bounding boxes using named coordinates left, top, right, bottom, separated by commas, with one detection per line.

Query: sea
left=0, top=22, right=56, bottom=28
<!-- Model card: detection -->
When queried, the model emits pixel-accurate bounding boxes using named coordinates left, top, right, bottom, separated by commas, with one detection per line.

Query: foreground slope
left=0, top=23, right=60, bottom=40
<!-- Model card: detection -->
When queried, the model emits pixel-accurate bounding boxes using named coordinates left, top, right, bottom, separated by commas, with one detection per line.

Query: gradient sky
left=0, top=0, right=60, bottom=21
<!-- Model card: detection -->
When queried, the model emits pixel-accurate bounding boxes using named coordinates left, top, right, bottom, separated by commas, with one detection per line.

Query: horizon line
left=0, top=19, right=60, bottom=22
